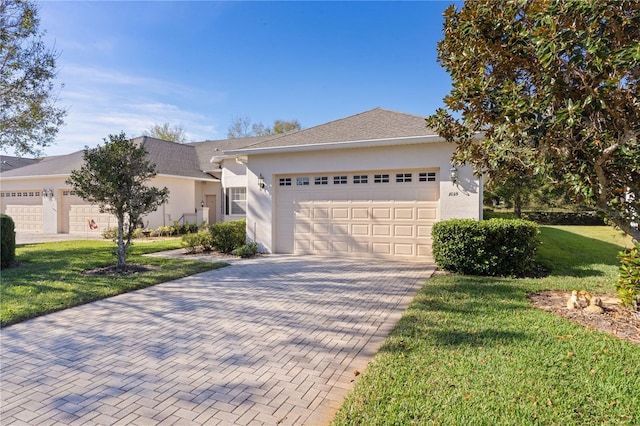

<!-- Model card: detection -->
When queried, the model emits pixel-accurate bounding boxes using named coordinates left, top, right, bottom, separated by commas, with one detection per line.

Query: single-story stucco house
left=0, top=108, right=482, bottom=260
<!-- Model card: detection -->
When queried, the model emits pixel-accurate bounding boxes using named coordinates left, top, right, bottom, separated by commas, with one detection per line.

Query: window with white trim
left=353, top=175, right=368, bottom=184
left=314, top=176, right=328, bottom=185
left=374, top=174, right=390, bottom=183
left=396, top=173, right=412, bottom=183
left=279, top=177, right=292, bottom=186
left=227, top=187, right=246, bottom=215
left=296, top=177, right=310, bottom=186
left=333, top=176, right=348, bottom=185
left=419, top=172, right=437, bottom=182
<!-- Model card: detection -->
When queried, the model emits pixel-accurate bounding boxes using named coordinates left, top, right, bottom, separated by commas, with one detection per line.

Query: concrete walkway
left=0, top=255, right=434, bottom=425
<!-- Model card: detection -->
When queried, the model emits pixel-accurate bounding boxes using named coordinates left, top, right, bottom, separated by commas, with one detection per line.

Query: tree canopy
left=426, top=0, right=639, bottom=240
left=143, top=122, right=187, bottom=143
left=67, top=133, right=169, bottom=269
left=0, top=0, right=66, bottom=156
left=227, top=116, right=301, bottom=138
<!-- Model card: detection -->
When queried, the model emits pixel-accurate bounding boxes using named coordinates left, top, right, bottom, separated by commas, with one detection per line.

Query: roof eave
left=223, top=135, right=451, bottom=156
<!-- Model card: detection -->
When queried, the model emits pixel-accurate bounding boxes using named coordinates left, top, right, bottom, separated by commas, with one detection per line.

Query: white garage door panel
left=68, top=205, right=116, bottom=233
left=6, top=206, right=43, bottom=231
left=276, top=170, right=439, bottom=260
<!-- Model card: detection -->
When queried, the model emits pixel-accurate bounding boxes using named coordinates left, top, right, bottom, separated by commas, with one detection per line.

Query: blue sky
left=38, top=1, right=459, bottom=156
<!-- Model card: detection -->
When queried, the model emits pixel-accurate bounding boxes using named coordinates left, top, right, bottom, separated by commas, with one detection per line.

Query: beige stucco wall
left=220, top=158, right=248, bottom=222
left=244, top=142, right=481, bottom=253
left=0, top=174, right=220, bottom=233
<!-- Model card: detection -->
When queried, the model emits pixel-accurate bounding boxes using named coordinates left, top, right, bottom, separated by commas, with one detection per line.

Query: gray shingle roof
left=227, top=108, right=436, bottom=151
left=0, top=137, right=215, bottom=180
left=0, top=156, right=41, bottom=173
left=188, top=136, right=272, bottom=171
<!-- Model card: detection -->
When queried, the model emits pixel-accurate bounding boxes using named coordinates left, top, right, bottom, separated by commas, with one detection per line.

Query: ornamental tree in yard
left=67, top=132, right=169, bottom=269
left=426, top=0, right=639, bottom=240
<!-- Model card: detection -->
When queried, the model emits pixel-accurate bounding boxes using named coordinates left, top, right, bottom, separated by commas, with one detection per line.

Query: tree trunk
left=513, top=192, right=522, bottom=219
left=116, top=215, right=127, bottom=270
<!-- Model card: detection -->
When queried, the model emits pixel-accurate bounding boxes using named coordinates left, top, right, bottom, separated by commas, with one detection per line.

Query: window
left=419, top=172, right=437, bottom=182
left=353, top=175, right=368, bottom=184
left=374, top=174, right=389, bottom=183
left=28, top=192, right=34, bottom=196
left=333, top=176, right=348, bottom=185
left=314, top=176, right=328, bottom=185
left=396, top=173, right=412, bottom=183
left=296, top=177, right=310, bottom=186
left=279, top=177, right=292, bottom=186
left=227, top=187, right=246, bottom=215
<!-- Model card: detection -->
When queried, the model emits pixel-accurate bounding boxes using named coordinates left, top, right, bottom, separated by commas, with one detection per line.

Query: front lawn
left=0, top=239, right=226, bottom=327
left=332, top=226, right=639, bottom=425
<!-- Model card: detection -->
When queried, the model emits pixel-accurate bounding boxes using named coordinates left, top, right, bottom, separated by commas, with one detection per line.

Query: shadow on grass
left=380, top=276, right=531, bottom=350
left=537, top=227, right=624, bottom=277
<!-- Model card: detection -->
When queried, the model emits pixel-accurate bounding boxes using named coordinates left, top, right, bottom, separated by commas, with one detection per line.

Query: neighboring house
left=0, top=108, right=482, bottom=260
left=0, top=156, right=41, bottom=173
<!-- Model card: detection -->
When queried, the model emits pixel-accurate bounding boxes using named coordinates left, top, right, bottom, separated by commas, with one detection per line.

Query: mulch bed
left=82, top=263, right=160, bottom=276
left=528, top=291, right=640, bottom=345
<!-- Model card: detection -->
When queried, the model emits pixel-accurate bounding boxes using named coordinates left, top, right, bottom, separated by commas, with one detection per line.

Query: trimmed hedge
left=483, top=209, right=605, bottom=225
left=432, top=218, right=540, bottom=276
left=1, top=214, right=16, bottom=269
left=209, top=219, right=246, bottom=254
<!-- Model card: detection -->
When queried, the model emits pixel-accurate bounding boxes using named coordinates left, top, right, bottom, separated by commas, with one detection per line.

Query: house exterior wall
left=220, top=158, right=248, bottom=222
left=244, top=142, right=481, bottom=253
left=0, top=174, right=220, bottom=233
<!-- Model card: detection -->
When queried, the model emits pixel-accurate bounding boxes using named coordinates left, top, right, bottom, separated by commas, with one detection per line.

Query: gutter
left=223, top=132, right=486, bottom=156
left=223, top=135, right=444, bottom=155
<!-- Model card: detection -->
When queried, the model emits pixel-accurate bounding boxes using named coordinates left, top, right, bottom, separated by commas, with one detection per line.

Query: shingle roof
left=137, top=137, right=211, bottom=179
left=227, top=108, right=436, bottom=151
left=0, top=156, right=41, bottom=173
left=0, top=137, right=215, bottom=180
left=0, top=151, right=85, bottom=177
left=188, top=136, right=272, bottom=171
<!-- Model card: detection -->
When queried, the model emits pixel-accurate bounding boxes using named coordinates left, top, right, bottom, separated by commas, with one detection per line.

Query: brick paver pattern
left=1, top=255, right=433, bottom=425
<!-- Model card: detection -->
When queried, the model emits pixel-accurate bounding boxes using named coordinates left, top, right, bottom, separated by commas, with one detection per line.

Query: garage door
left=62, top=190, right=116, bottom=234
left=275, top=170, right=439, bottom=260
left=2, top=190, right=43, bottom=231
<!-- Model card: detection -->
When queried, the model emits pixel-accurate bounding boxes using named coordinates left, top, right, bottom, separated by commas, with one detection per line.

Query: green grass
left=0, top=239, right=226, bottom=327
left=332, top=226, right=639, bottom=425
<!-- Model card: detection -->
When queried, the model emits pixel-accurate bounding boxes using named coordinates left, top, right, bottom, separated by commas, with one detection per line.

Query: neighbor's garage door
left=62, top=190, right=116, bottom=234
left=275, top=170, right=439, bottom=260
left=2, top=190, right=43, bottom=231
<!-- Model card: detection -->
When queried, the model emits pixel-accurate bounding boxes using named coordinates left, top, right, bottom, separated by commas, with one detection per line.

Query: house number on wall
left=448, top=191, right=459, bottom=197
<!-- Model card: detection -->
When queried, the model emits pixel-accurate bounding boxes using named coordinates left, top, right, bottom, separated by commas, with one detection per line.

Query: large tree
left=426, top=0, right=640, bottom=240
left=144, top=122, right=187, bottom=143
left=227, top=116, right=301, bottom=138
left=67, top=133, right=169, bottom=269
left=0, top=0, right=66, bottom=156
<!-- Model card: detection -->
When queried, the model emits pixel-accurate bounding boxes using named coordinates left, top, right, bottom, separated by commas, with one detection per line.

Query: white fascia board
left=0, top=173, right=70, bottom=181
left=156, top=173, right=219, bottom=182
left=222, top=135, right=442, bottom=156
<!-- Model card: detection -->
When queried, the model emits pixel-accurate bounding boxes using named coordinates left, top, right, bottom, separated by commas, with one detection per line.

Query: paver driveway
left=1, top=255, right=434, bottom=425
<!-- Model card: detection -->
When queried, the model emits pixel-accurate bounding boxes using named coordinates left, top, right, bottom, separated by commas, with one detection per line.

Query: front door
left=206, top=195, right=216, bottom=223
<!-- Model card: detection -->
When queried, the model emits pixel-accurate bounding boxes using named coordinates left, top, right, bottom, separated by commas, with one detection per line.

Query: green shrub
left=154, top=225, right=173, bottom=237
left=432, top=218, right=539, bottom=276
left=617, top=243, right=640, bottom=310
left=180, top=231, right=213, bottom=253
left=209, top=219, right=246, bottom=253
left=233, top=242, right=259, bottom=258
left=1, top=214, right=16, bottom=269
left=101, top=226, right=118, bottom=240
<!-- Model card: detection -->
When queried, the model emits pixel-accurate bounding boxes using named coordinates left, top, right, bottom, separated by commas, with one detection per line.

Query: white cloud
left=44, top=64, right=225, bottom=155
